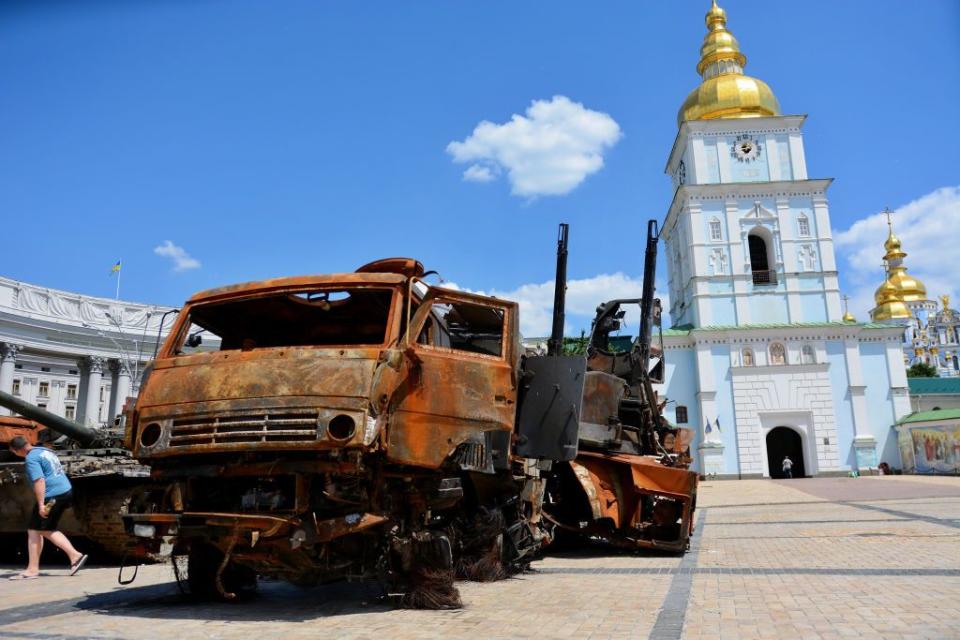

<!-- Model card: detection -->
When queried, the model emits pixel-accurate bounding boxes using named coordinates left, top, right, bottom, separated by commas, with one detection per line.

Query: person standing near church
left=782, top=456, right=794, bottom=479
left=7, top=436, right=88, bottom=580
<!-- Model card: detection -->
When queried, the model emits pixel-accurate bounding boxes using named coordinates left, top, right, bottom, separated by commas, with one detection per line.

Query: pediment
left=743, top=200, right=777, bottom=220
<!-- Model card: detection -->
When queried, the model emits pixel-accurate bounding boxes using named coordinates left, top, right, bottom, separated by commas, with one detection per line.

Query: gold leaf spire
left=679, top=1, right=782, bottom=126
left=842, top=294, right=856, bottom=323
left=871, top=208, right=927, bottom=321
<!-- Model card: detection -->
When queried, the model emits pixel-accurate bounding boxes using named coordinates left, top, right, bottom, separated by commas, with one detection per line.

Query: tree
left=907, top=362, right=939, bottom=378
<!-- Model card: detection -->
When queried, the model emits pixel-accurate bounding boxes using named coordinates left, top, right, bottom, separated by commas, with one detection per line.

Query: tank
left=0, top=391, right=154, bottom=560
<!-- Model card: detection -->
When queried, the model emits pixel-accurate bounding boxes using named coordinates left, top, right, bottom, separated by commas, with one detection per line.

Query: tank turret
left=0, top=390, right=102, bottom=448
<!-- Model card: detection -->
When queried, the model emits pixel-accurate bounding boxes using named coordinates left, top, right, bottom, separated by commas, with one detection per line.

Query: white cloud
left=835, top=185, right=960, bottom=319
left=446, top=95, right=622, bottom=198
left=462, top=164, right=496, bottom=183
left=154, top=240, right=201, bottom=272
left=451, top=272, right=657, bottom=338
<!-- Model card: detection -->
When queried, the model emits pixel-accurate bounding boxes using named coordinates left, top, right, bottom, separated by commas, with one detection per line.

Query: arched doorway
left=766, top=426, right=805, bottom=478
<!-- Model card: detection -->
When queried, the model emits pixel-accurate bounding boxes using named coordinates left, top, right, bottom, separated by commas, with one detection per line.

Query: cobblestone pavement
left=1, top=476, right=958, bottom=639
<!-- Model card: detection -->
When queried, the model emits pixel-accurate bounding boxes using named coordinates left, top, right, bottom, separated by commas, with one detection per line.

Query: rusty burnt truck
left=121, top=220, right=697, bottom=605
left=0, top=395, right=152, bottom=560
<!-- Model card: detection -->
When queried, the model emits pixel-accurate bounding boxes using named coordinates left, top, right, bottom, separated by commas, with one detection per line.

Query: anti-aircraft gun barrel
left=547, top=223, right=570, bottom=357
left=0, top=389, right=100, bottom=448
left=637, top=219, right=659, bottom=373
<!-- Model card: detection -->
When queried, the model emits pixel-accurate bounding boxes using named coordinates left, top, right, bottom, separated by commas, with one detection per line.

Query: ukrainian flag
left=110, top=260, right=122, bottom=275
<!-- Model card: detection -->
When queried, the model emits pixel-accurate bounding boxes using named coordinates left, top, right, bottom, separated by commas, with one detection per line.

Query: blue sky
left=2, top=1, right=958, bottom=335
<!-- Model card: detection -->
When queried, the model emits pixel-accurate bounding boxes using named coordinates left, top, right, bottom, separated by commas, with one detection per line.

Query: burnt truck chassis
left=122, top=224, right=696, bottom=605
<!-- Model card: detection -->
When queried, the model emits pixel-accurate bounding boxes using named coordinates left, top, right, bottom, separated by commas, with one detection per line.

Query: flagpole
left=115, top=259, right=121, bottom=300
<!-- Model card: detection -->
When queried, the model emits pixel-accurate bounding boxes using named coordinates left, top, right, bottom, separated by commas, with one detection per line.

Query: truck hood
left=138, top=347, right=381, bottom=415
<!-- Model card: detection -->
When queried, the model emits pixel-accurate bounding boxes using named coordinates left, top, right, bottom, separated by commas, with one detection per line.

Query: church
left=654, top=2, right=910, bottom=478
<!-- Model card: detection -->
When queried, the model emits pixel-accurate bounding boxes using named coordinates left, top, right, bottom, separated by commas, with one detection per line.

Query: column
left=0, top=343, right=21, bottom=416
left=843, top=336, right=876, bottom=470
left=108, top=360, right=132, bottom=423
left=83, top=356, right=105, bottom=428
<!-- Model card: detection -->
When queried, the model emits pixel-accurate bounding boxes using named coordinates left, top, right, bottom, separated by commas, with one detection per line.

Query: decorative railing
left=751, top=269, right=778, bottom=286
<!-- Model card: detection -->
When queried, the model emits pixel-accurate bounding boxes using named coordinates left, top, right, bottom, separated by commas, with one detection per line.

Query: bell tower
left=662, top=1, right=842, bottom=328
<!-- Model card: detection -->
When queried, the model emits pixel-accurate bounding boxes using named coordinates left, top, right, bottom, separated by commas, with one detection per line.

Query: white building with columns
left=653, top=2, right=911, bottom=478
left=0, top=275, right=176, bottom=428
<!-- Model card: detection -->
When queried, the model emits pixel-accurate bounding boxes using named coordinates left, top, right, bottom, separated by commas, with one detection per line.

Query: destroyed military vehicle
left=0, top=396, right=152, bottom=560
left=122, top=221, right=697, bottom=605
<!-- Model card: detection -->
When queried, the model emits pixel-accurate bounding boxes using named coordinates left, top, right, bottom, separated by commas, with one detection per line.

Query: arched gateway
left=766, top=427, right=805, bottom=478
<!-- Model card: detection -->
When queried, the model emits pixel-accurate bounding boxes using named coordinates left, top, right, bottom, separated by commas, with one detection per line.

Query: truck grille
left=168, top=411, right=320, bottom=447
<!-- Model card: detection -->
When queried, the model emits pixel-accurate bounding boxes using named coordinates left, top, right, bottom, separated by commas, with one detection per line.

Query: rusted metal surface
left=0, top=417, right=45, bottom=447
left=121, top=228, right=697, bottom=606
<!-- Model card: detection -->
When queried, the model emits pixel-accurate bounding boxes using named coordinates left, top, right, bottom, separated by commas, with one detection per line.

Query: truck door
left=385, top=289, right=518, bottom=470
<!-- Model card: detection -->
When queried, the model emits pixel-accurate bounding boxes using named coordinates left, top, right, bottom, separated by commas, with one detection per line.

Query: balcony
left=752, top=269, right=778, bottom=286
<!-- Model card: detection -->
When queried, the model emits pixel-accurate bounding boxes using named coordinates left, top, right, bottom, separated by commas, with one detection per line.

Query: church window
left=798, top=214, right=810, bottom=237
left=748, top=232, right=776, bottom=285
left=742, top=348, right=754, bottom=366
left=769, top=342, right=786, bottom=365
left=12, top=379, right=20, bottom=395
left=801, top=345, right=815, bottom=364
left=675, top=406, right=688, bottom=424
left=709, top=218, right=722, bottom=241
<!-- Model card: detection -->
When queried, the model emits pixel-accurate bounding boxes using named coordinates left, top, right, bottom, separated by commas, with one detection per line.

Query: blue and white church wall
left=655, top=323, right=909, bottom=478
left=663, top=118, right=843, bottom=331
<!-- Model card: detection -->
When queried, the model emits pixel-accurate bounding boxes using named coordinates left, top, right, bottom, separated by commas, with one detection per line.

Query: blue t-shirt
left=25, top=447, right=72, bottom=499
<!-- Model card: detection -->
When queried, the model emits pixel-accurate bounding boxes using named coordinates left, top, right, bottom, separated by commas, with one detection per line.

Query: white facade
left=663, top=116, right=842, bottom=328
left=657, top=117, right=911, bottom=477
left=0, top=276, right=176, bottom=427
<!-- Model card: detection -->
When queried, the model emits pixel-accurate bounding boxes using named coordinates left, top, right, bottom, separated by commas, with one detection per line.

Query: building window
left=37, top=403, right=46, bottom=411
left=12, top=379, right=21, bottom=395
left=742, top=348, right=754, bottom=366
left=770, top=342, right=786, bottom=365
left=66, top=384, right=77, bottom=400
left=675, top=406, right=688, bottom=424
left=15, top=364, right=22, bottom=370
left=798, top=213, right=810, bottom=237
left=65, top=405, right=76, bottom=420
left=38, top=381, right=49, bottom=397
left=709, top=218, right=722, bottom=241
left=801, top=345, right=815, bottom=364
left=748, top=232, right=777, bottom=285
left=40, top=366, right=50, bottom=373
left=69, top=369, right=78, bottom=375
left=99, top=386, right=107, bottom=402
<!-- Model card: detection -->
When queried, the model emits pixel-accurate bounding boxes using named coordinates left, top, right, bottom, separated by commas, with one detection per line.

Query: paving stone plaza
left=1, top=475, right=958, bottom=640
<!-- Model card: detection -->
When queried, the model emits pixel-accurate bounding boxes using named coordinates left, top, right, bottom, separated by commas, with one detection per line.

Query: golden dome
left=678, top=1, right=782, bottom=126
left=886, top=269, right=927, bottom=302
left=870, top=210, right=927, bottom=321
left=842, top=310, right=856, bottom=323
left=872, top=279, right=911, bottom=321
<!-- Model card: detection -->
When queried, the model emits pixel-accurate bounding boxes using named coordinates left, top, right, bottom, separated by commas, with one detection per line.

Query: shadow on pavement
left=72, top=579, right=395, bottom=622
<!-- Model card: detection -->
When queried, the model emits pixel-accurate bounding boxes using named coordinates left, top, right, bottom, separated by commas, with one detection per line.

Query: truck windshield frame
left=162, top=285, right=400, bottom=356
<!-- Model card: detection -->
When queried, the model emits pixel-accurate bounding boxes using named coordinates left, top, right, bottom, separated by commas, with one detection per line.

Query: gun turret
left=0, top=390, right=101, bottom=448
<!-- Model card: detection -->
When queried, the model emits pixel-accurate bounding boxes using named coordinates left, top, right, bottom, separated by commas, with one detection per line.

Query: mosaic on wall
left=899, top=424, right=960, bottom=474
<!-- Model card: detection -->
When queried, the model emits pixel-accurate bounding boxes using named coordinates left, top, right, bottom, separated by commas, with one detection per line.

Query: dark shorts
left=28, top=491, right=73, bottom=532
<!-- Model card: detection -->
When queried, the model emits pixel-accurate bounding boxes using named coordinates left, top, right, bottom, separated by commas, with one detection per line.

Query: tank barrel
left=547, top=223, right=570, bottom=357
left=0, top=389, right=100, bottom=447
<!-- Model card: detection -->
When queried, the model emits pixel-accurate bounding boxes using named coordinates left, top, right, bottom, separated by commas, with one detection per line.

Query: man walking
left=7, top=435, right=87, bottom=579
left=782, top=455, right=794, bottom=479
